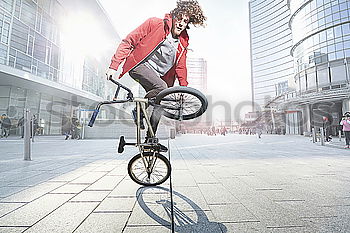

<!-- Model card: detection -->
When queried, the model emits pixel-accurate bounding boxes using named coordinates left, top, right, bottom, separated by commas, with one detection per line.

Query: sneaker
left=132, top=109, right=145, bottom=130
left=345, top=145, right=350, bottom=149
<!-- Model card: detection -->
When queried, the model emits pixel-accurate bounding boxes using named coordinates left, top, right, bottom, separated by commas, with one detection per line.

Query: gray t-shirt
left=143, top=33, right=179, bottom=77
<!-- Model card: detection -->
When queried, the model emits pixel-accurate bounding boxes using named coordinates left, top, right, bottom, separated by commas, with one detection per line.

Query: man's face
left=172, top=14, right=190, bottom=37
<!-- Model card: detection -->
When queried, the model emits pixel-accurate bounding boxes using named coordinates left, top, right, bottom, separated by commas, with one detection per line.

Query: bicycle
left=88, top=79, right=208, bottom=186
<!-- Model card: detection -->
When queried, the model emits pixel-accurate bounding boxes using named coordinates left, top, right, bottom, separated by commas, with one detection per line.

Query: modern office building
left=249, top=0, right=350, bottom=136
left=0, top=0, right=137, bottom=136
left=283, top=0, right=350, bottom=135
left=249, top=0, right=294, bottom=111
left=186, top=57, right=207, bottom=92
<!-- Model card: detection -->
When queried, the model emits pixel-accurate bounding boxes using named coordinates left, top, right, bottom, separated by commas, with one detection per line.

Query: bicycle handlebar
left=88, top=109, right=99, bottom=127
left=109, top=78, right=133, bottom=100
left=88, top=79, right=134, bottom=127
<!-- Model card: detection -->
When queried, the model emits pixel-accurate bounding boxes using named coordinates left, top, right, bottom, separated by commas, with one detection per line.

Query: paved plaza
left=0, top=134, right=350, bottom=232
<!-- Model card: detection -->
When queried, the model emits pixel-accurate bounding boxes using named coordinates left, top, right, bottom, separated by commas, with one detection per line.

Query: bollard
left=31, top=116, right=35, bottom=142
left=339, top=130, right=342, bottom=141
left=312, top=128, right=316, bottom=143
left=320, top=127, right=325, bottom=146
left=24, top=109, right=32, bottom=161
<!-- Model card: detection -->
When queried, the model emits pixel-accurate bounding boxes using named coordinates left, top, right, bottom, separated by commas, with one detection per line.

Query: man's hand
left=105, top=68, right=118, bottom=80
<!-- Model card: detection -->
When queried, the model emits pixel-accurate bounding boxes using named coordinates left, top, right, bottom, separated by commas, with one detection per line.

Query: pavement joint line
left=93, top=210, right=131, bottom=213
left=207, top=203, right=232, bottom=206
left=219, top=220, right=261, bottom=223
left=107, top=195, right=135, bottom=198
left=273, top=199, right=305, bottom=202
left=126, top=224, right=171, bottom=227
left=0, top=201, right=28, bottom=204
left=300, top=215, right=338, bottom=219
left=0, top=225, right=31, bottom=228
left=68, top=200, right=101, bottom=203
left=266, top=225, right=305, bottom=229
left=196, top=182, right=220, bottom=184
left=255, top=188, right=283, bottom=191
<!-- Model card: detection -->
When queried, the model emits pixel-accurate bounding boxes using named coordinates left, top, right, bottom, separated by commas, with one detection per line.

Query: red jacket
left=109, top=14, right=189, bottom=87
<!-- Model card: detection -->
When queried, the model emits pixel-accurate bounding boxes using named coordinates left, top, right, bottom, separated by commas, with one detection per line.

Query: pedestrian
left=322, top=116, right=332, bottom=142
left=340, top=112, right=350, bottom=148
left=105, top=0, right=206, bottom=151
left=0, top=114, right=11, bottom=138
left=256, top=123, right=263, bottom=139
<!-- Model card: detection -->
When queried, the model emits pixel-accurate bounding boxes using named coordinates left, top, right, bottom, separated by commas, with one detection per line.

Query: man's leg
left=129, top=64, right=167, bottom=136
left=129, top=64, right=167, bottom=99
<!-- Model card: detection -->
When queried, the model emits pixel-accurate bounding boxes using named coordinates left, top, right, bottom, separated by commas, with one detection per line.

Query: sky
left=98, top=0, right=252, bottom=123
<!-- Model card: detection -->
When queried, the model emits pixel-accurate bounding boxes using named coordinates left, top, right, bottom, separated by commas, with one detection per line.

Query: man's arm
left=109, top=17, right=157, bottom=71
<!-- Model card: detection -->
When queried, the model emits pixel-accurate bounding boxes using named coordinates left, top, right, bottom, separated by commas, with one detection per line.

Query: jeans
left=345, top=131, right=350, bottom=146
left=129, top=64, right=168, bottom=136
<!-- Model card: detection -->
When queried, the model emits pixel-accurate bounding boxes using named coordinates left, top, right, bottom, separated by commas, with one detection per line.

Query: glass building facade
left=0, top=0, right=134, bottom=136
left=284, top=0, right=350, bottom=135
left=290, top=0, right=350, bottom=92
left=249, top=0, right=295, bottom=110
left=187, top=57, right=207, bottom=93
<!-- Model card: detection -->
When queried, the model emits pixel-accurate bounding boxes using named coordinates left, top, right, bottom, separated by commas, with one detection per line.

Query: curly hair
left=170, top=0, right=207, bottom=27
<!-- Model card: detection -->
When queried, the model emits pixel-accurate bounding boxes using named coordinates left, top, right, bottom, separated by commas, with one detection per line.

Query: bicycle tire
left=128, top=153, right=171, bottom=186
left=155, top=86, right=208, bottom=120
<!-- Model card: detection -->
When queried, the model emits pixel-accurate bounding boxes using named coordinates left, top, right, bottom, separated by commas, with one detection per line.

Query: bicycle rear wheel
left=128, top=153, right=171, bottom=186
left=155, top=86, right=208, bottom=120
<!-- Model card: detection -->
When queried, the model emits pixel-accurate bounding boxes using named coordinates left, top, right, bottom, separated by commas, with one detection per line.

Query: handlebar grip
left=88, top=110, right=99, bottom=127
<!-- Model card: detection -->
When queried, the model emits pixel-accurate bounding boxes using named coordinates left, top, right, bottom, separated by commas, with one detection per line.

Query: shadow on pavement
left=136, top=186, right=227, bottom=233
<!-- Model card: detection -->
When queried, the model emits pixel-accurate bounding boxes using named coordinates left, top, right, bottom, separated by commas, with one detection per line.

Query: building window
left=275, top=81, right=288, bottom=95
left=0, top=0, right=13, bottom=14
left=330, top=61, right=346, bottom=83
left=317, top=65, right=330, bottom=86
left=21, top=0, right=36, bottom=29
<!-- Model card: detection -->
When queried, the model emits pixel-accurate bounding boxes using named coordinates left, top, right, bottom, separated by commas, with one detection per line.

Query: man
left=105, top=0, right=206, bottom=149
left=0, top=114, right=11, bottom=138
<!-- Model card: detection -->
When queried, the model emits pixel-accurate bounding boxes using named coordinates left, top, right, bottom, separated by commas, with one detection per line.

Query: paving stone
left=8, top=172, right=59, bottom=187
left=197, top=183, right=240, bottom=205
left=172, top=170, right=197, bottom=187
left=209, top=203, right=258, bottom=222
left=0, top=227, right=28, bottom=233
left=70, top=171, right=107, bottom=184
left=86, top=175, right=124, bottom=191
left=70, top=190, right=110, bottom=202
left=95, top=196, right=136, bottom=212
left=0, top=182, right=65, bottom=202
left=0, top=203, right=25, bottom=218
left=123, top=225, right=170, bottom=233
left=49, top=171, right=86, bottom=182
left=0, top=186, right=29, bottom=199
left=91, top=163, right=119, bottom=172
left=170, top=186, right=211, bottom=211
left=74, top=212, right=130, bottom=232
left=49, top=183, right=89, bottom=194
left=0, top=194, right=73, bottom=226
left=219, top=222, right=263, bottom=233
left=24, top=202, right=98, bottom=233
left=108, top=178, right=141, bottom=197
left=127, top=201, right=171, bottom=226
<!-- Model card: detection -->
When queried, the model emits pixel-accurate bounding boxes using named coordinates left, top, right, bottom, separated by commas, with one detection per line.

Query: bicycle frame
left=88, top=79, right=160, bottom=174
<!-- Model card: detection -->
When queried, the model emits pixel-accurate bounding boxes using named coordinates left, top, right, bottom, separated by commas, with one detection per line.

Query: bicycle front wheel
left=155, top=86, right=208, bottom=120
left=128, top=153, right=171, bottom=186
